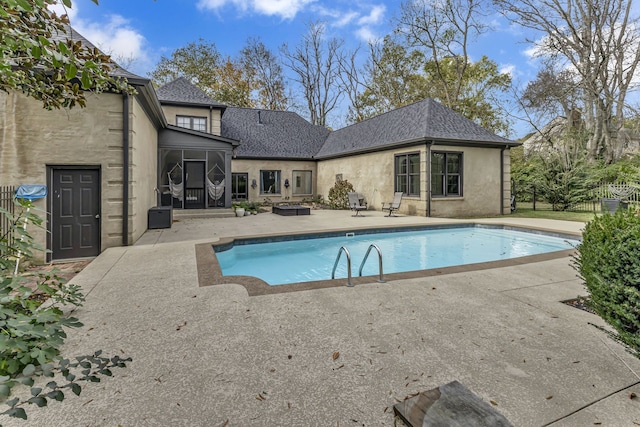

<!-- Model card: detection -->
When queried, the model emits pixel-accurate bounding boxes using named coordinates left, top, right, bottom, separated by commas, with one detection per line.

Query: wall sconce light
left=251, top=179, right=257, bottom=189
left=284, top=179, right=290, bottom=188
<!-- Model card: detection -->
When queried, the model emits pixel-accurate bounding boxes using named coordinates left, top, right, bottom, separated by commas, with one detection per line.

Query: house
left=0, top=28, right=519, bottom=263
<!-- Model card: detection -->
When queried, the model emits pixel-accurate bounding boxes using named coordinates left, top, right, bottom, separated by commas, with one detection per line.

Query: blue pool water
left=215, top=226, right=579, bottom=285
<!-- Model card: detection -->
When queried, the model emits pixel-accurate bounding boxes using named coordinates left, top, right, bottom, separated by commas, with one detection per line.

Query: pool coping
left=196, top=222, right=581, bottom=296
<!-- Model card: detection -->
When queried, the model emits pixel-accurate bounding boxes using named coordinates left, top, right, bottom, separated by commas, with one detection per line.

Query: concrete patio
left=4, top=209, right=640, bottom=426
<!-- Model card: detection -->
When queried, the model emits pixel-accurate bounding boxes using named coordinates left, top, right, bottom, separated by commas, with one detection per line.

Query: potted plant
left=232, top=203, right=245, bottom=217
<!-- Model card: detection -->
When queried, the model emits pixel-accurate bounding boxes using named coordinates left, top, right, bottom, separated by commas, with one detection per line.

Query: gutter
left=122, top=93, right=130, bottom=246
left=426, top=140, right=433, bottom=217
left=500, top=145, right=507, bottom=215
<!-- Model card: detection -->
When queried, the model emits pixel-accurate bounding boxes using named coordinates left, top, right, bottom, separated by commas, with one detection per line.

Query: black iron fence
left=1, top=185, right=16, bottom=257
left=513, top=181, right=639, bottom=212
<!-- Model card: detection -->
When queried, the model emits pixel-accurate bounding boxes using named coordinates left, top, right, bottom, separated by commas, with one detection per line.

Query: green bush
left=573, top=209, right=640, bottom=357
left=0, top=199, right=130, bottom=421
left=327, top=179, right=354, bottom=209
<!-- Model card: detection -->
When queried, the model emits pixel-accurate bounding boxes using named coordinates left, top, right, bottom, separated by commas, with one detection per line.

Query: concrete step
left=172, top=208, right=236, bottom=219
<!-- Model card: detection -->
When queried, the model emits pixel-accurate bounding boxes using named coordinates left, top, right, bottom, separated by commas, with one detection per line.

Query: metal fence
left=0, top=185, right=16, bottom=256
left=514, top=181, right=639, bottom=212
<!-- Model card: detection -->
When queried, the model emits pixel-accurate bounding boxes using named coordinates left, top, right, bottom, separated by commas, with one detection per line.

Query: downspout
left=500, top=146, right=506, bottom=215
left=426, top=140, right=433, bottom=217
left=209, top=106, right=213, bottom=134
left=122, top=93, right=130, bottom=246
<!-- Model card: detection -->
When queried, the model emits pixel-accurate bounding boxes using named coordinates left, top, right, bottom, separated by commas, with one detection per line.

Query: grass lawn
left=508, top=206, right=597, bottom=223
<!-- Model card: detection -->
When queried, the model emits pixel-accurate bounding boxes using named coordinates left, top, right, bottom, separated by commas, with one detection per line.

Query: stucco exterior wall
left=161, top=105, right=221, bottom=135
left=429, top=145, right=503, bottom=217
left=0, top=91, right=126, bottom=261
left=232, top=159, right=317, bottom=203
left=316, top=144, right=507, bottom=217
left=316, top=147, right=428, bottom=216
left=129, top=96, right=159, bottom=244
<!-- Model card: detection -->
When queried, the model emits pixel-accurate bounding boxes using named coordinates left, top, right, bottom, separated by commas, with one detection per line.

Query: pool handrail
left=359, top=244, right=385, bottom=283
left=332, top=246, right=353, bottom=287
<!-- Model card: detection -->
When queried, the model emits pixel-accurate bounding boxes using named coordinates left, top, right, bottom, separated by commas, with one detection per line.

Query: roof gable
left=316, top=99, right=516, bottom=158
left=221, top=107, right=330, bottom=159
left=156, top=77, right=226, bottom=108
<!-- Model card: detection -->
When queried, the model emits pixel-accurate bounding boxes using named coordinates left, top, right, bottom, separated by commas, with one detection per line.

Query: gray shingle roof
left=221, top=107, right=330, bottom=159
left=316, top=99, right=517, bottom=159
left=156, top=77, right=226, bottom=108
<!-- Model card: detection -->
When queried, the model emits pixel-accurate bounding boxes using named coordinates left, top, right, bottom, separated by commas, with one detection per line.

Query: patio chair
left=347, top=192, right=367, bottom=217
left=382, top=192, right=403, bottom=217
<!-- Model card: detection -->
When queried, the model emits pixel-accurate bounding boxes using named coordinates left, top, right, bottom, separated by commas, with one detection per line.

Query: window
left=431, top=152, right=462, bottom=197
left=232, top=173, right=248, bottom=200
left=176, top=116, right=207, bottom=132
left=292, top=171, right=312, bottom=195
left=260, top=170, right=281, bottom=194
left=394, top=153, right=420, bottom=196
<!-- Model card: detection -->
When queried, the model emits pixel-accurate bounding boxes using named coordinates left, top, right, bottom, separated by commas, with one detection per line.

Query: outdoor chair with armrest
left=347, top=192, right=367, bottom=217
left=382, top=192, right=403, bottom=217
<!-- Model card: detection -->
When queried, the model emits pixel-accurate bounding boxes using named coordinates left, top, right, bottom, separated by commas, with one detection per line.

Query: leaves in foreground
left=0, top=351, right=131, bottom=423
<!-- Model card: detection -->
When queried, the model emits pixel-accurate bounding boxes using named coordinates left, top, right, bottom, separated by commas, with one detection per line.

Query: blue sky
left=58, top=0, right=543, bottom=137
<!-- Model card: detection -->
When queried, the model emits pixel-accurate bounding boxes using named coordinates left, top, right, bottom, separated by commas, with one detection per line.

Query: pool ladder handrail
left=332, top=246, right=353, bottom=287
left=358, top=244, right=385, bottom=283
left=332, top=244, right=385, bottom=286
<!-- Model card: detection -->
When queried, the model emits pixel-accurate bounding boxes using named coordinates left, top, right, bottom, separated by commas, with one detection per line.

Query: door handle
left=95, top=214, right=100, bottom=219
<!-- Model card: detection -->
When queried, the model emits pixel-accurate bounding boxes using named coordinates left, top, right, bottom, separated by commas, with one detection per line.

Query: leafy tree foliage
left=495, top=0, right=640, bottom=162
left=240, top=37, right=289, bottom=110
left=356, top=36, right=511, bottom=133
left=356, top=37, right=427, bottom=121
left=149, top=39, right=252, bottom=107
left=0, top=0, right=132, bottom=109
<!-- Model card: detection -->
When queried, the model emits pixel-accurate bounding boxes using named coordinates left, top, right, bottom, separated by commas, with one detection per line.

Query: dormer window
left=176, top=115, right=207, bottom=132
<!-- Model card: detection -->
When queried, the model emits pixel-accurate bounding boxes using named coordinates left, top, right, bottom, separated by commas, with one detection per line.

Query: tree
left=356, top=37, right=511, bottom=133
left=422, top=56, right=512, bottom=134
left=149, top=39, right=252, bottom=107
left=395, top=0, right=493, bottom=109
left=495, top=0, right=640, bottom=162
left=0, top=0, right=132, bottom=109
left=240, top=37, right=289, bottom=110
left=281, top=21, right=345, bottom=127
left=521, top=61, right=582, bottom=128
left=356, top=36, right=427, bottom=121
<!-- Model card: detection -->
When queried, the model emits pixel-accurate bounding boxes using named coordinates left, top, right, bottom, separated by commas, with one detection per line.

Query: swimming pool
left=213, top=225, right=580, bottom=286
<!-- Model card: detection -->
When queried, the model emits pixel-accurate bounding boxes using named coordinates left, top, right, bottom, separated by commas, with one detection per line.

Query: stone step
left=172, top=208, right=236, bottom=219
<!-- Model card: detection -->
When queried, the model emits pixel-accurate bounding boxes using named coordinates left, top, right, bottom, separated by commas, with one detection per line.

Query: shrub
left=573, top=209, right=640, bottom=357
left=0, top=199, right=130, bottom=421
left=327, top=180, right=354, bottom=209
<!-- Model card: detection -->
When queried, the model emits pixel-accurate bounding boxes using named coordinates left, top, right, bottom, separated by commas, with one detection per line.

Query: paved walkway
left=6, top=210, right=640, bottom=426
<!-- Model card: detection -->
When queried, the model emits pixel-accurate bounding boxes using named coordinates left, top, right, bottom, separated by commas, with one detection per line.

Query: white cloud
left=197, top=0, right=314, bottom=20
left=334, top=12, right=359, bottom=28
left=355, top=26, right=378, bottom=43
left=500, top=64, right=516, bottom=77
left=73, top=15, right=150, bottom=74
left=357, top=4, right=385, bottom=26
left=48, top=1, right=151, bottom=75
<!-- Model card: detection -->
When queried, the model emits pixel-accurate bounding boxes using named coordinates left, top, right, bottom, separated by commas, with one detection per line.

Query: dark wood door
left=51, top=168, right=101, bottom=260
left=184, top=161, right=205, bottom=209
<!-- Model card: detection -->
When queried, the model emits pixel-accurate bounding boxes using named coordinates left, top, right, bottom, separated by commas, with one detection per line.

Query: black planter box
left=148, top=206, right=172, bottom=229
